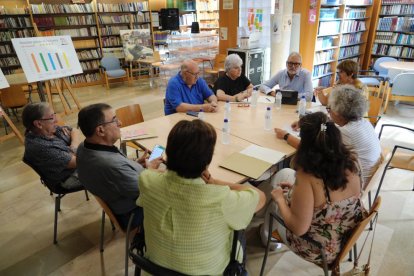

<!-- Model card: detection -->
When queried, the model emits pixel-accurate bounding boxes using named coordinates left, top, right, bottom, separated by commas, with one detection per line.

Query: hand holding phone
left=148, top=144, right=165, bottom=162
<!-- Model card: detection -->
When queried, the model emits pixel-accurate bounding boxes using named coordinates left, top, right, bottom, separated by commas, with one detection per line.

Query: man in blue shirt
left=260, top=52, right=313, bottom=98
left=164, top=59, right=218, bottom=115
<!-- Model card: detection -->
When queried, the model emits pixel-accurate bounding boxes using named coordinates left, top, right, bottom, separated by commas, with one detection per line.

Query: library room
left=0, top=0, right=413, bottom=275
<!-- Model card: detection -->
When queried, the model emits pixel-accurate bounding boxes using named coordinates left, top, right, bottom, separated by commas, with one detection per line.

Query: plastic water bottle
left=298, top=95, right=306, bottom=118
left=265, top=107, right=272, bottom=130
left=222, top=118, right=230, bottom=144
left=198, top=109, right=205, bottom=120
left=224, top=100, right=231, bottom=120
left=274, top=91, right=282, bottom=110
left=251, top=90, right=259, bottom=107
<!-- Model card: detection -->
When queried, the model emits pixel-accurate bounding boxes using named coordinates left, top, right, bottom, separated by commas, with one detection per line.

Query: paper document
left=245, top=96, right=274, bottom=104
left=220, top=144, right=285, bottom=179
left=121, top=128, right=157, bottom=141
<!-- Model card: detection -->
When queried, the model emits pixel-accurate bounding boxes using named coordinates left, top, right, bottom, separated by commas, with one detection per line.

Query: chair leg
left=100, top=210, right=105, bottom=252
left=105, top=74, right=110, bottom=90
left=368, top=191, right=373, bottom=231
left=259, top=216, right=274, bottom=276
left=348, top=248, right=353, bottom=262
left=84, top=190, right=90, bottom=201
left=53, top=196, right=61, bottom=244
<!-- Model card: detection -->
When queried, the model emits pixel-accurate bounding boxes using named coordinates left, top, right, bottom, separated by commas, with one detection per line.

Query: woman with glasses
left=137, top=119, right=265, bottom=275
left=213, top=54, right=253, bottom=102
left=22, top=102, right=83, bottom=189
left=316, top=59, right=368, bottom=106
left=260, top=112, right=367, bottom=267
left=275, top=85, right=381, bottom=187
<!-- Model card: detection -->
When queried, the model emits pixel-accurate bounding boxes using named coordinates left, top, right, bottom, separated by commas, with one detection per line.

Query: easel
left=44, top=78, right=81, bottom=115
left=0, top=106, right=24, bottom=145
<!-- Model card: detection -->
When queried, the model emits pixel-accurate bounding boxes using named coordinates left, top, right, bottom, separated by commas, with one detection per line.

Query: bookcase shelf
left=295, top=0, right=374, bottom=87
left=365, top=0, right=414, bottom=66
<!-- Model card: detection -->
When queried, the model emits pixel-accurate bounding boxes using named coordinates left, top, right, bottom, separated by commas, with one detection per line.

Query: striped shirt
left=339, top=119, right=382, bottom=186
left=137, top=170, right=259, bottom=275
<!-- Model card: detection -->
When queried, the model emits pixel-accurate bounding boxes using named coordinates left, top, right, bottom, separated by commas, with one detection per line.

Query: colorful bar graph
left=55, top=53, right=63, bottom=69
left=31, top=53, right=41, bottom=73
left=48, top=53, right=56, bottom=70
left=62, top=52, right=70, bottom=68
left=39, top=53, right=48, bottom=72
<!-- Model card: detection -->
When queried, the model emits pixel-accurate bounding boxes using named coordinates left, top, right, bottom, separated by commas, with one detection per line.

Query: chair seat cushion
left=106, top=69, right=126, bottom=78
left=360, top=77, right=380, bottom=86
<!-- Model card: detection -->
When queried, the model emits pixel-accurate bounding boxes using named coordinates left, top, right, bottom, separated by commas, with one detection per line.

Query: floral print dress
left=285, top=185, right=367, bottom=266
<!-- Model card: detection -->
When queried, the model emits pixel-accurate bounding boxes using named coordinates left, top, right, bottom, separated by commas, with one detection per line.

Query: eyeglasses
left=98, top=117, right=120, bottom=126
left=326, top=106, right=331, bottom=112
left=186, top=70, right=200, bottom=77
left=38, top=113, right=56, bottom=121
left=287, top=61, right=301, bottom=67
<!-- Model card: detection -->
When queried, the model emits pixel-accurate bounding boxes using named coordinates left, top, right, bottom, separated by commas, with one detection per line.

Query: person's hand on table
left=269, top=90, right=276, bottom=97
left=201, top=169, right=215, bottom=184
left=246, top=87, right=253, bottom=97
left=203, top=103, right=217, bottom=113
left=274, top=128, right=288, bottom=140
left=291, top=120, right=300, bottom=131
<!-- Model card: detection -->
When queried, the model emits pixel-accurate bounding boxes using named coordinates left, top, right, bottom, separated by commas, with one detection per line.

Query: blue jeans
left=115, top=207, right=143, bottom=231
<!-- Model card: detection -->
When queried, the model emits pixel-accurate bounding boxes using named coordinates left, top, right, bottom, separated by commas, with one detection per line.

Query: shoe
left=259, top=224, right=281, bottom=251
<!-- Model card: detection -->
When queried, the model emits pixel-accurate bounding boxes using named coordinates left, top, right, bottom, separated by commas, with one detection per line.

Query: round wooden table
left=380, top=61, right=414, bottom=81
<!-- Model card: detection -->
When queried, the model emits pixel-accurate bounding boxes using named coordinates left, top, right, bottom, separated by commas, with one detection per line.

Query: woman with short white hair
left=213, top=54, right=253, bottom=102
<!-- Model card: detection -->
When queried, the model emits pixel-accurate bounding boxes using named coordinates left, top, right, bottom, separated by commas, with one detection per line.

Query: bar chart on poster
left=0, top=68, right=10, bottom=89
left=11, top=36, right=83, bottom=83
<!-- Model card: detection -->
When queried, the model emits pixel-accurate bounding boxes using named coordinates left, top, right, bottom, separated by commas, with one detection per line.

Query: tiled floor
left=0, top=80, right=413, bottom=275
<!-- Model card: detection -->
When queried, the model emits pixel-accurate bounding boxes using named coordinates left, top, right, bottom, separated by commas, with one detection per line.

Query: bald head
left=180, top=59, right=200, bottom=86
left=181, top=59, right=198, bottom=72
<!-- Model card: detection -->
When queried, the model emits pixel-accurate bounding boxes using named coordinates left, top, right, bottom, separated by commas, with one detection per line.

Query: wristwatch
left=283, top=133, right=290, bottom=141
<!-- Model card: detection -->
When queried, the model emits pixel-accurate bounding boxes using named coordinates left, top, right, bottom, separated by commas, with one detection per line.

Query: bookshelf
left=365, top=0, right=414, bottom=68
left=0, top=4, right=35, bottom=75
left=294, top=0, right=375, bottom=87
left=29, top=1, right=102, bottom=87
left=196, top=0, right=218, bottom=32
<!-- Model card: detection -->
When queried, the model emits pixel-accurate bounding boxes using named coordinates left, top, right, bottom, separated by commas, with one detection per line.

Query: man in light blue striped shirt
left=260, top=52, right=313, bottom=98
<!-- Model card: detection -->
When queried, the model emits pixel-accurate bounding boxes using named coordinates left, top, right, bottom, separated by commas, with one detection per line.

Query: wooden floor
left=0, top=79, right=413, bottom=275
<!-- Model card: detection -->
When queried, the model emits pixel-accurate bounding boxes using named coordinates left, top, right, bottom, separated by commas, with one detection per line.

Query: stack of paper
left=220, top=144, right=285, bottom=179
left=121, top=128, right=157, bottom=141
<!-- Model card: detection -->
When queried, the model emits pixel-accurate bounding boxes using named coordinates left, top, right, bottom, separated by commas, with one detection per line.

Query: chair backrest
left=116, top=104, right=144, bottom=127
left=374, top=57, right=396, bottom=76
left=0, top=84, right=27, bottom=108
left=101, top=56, right=121, bottom=71
left=362, top=154, right=390, bottom=198
left=93, top=194, right=126, bottom=233
left=333, top=196, right=382, bottom=266
left=367, top=82, right=386, bottom=126
left=391, top=73, right=414, bottom=97
left=213, top=54, right=226, bottom=71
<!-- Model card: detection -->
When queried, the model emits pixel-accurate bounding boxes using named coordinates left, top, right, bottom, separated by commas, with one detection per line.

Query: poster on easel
left=120, top=29, right=153, bottom=62
left=0, top=68, right=10, bottom=89
left=12, top=36, right=83, bottom=83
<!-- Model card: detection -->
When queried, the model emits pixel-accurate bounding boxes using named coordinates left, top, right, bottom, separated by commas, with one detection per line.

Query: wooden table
left=380, top=61, right=414, bottom=81
left=120, top=113, right=252, bottom=183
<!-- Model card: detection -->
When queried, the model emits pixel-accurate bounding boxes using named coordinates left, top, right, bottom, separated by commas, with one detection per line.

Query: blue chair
left=383, top=73, right=414, bottom=113
left=359, top=57, right=397, bottom=87
left=100, top=57, right=130, bottom=89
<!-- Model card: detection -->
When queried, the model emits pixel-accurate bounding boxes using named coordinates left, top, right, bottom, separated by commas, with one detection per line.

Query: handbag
left=223, top=230, right=248, bottom=276
left=341, top=211, right=379, bottom=276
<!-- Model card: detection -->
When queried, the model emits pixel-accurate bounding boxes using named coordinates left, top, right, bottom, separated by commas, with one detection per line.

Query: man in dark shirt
left=22, top=102, right=82, bottom=189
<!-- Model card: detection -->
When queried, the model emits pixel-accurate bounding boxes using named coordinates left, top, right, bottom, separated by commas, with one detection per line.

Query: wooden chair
left=93, top=195, right=138, bottom=276
left=100, top=57, right=130, bottom=89
left=116, top=104, right=145, bottom=156
left=260, top=197, right=382, bottom=276
left=383, top=73, right=414, bottom=113
left=366, top=81, right=388, bottom=127
left=0, top=84, right=28, bottom=121
left=204, top=53, right=226, bottom=79
left=22, top=156, right=89, bottom=244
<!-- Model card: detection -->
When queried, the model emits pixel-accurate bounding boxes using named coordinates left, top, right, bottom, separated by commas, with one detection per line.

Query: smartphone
left=186, top=111, right=199, bottom=117
left=148, top=144, right=165, bottom=161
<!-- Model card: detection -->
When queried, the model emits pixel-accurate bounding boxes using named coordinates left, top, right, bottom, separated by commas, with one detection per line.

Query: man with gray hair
left=164, top=59, right=218, bottom=115
left=213, top=53, right=253, bottom=102
left=260, top=52, right=312, bottom=97
left=22, top=102, right=82, bottom=189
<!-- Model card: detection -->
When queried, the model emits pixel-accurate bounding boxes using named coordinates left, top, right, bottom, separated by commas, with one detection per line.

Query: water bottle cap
left=199, top=109, right=203, bottom=112
left=301, top=95, right=305, bottom=99
left=224, top=118, right=228, bottom=122
left=267, top=107, right=271, bottom=110
left=226, top=100, right=229, bottom=103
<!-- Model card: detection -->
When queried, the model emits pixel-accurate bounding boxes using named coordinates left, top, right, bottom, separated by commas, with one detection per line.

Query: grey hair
left=22, top=102, right=50, bottom=131
left=224, top=54, right=243, bottom=73
left=287, top=52, right=302, bottom=62
left=328, top=84, right=368, bottom=121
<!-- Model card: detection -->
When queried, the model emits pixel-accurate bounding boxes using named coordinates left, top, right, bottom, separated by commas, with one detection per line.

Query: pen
left=266, top=98, right=271, bottom=102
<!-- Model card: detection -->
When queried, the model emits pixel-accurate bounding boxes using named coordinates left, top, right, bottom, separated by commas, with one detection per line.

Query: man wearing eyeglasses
left=76, top=103, right=163, bottom=230
left=164, top=59, right=218, bottom=115
left=22, top=102, right=82, bottom=189
left=259, top=52, right=312, bottom=98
